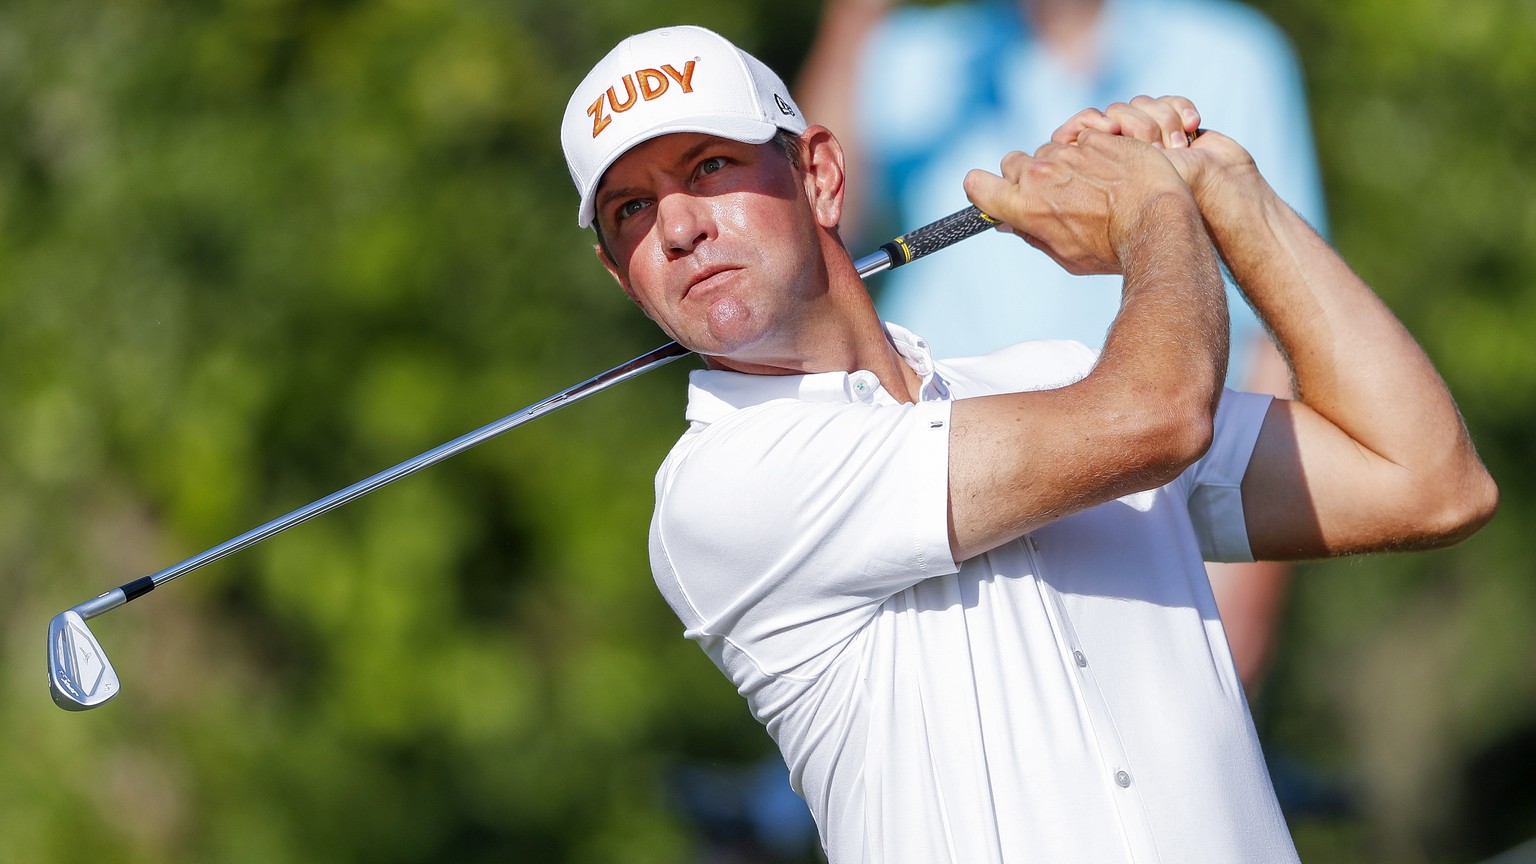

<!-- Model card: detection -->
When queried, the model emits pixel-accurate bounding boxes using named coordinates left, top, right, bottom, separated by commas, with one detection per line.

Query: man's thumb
left=963, top=168, right=1019, bottom=222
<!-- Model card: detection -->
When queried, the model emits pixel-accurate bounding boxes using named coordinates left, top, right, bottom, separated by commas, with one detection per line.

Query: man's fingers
left=1101, top=102, right=1155, bottom=144
left=1047, top=98, right=1203, bottom=148
left=1128, top=95, right=1193, bottom=149
left=963, top=167, right=1019, bottom=218
left=1158, top=95, right=1203, bottom=137
left=1051, top=107, right=1120, bottom=145
left=1102, top=101, right=1170, bottom=147
left=1095, top=96, right=1204, bottom=148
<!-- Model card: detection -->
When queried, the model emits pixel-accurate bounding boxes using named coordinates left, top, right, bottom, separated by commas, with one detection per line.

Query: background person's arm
left=793, top=0, right=893, bottom=241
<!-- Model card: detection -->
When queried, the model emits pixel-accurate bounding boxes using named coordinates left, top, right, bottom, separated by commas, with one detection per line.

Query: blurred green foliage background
left=1, top=0, right=1532, bottom=861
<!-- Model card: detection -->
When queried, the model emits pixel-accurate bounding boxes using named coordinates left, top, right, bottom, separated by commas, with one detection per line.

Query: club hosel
left=73, top=586, right=131, bottom=621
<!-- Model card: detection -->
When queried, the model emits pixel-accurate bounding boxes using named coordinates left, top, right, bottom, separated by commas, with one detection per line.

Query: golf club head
left=48, top=610, right=120, bottom=710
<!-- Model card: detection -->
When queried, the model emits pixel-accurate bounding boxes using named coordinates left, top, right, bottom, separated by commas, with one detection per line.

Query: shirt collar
left=684, top=323, right=950, bottom=425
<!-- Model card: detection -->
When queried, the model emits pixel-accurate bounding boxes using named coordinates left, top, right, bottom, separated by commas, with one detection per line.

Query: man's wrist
left=1192, top=163, right=1273, bottom=232
left=1195, top=166, right=1296, bottom=295
left=1114, top=185, right=1205, bottom=265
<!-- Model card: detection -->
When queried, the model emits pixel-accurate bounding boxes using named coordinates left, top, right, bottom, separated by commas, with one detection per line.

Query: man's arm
left=1188, top=154, right=1499, bottom=556
left=1052, top=96, right=1502, bottom=558
left=945, top=127, right=1230, bottom=561
left=1053, top=97, right=1496, bottom=557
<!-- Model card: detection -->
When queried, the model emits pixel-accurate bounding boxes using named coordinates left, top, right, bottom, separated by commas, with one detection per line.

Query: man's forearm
left=1038, top=98, right=1493, bottom=555
left=1204, top=180, right=1449, bottom=461
left=1199, top=172, right=1497, bottom=554
left=1097, top=189, right=1229, bottom=419
left=946, top=187, right=1230, bottom=561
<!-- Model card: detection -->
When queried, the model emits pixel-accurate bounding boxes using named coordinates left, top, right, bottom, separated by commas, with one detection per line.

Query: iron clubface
left=48, top=610, right=120, bottom=710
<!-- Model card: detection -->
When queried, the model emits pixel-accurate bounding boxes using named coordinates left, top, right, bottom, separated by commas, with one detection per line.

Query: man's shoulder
left=938, top=339, right=1098, bottom=397
left=662, top=384, right=877, bottom=484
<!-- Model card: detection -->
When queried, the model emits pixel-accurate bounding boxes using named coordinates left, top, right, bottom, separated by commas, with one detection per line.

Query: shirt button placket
left=850, top=373, right=876, bottom=402
left=1037, top=534, right=1155, bottom=854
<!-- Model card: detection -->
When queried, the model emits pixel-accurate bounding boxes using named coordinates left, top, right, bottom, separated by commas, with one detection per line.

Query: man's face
left=593, top=132, right=827, bottom=363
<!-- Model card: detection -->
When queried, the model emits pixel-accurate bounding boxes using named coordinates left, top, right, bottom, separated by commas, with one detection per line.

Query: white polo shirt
left=649, top=325, right=1298, bottom=864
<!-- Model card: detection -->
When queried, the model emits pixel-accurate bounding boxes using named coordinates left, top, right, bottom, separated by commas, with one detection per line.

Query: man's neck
left=701, top=255, right=925, bottom=404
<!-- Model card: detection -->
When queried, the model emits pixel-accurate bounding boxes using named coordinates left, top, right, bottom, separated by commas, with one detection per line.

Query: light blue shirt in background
left=856, top=0, right=1328, bottom=384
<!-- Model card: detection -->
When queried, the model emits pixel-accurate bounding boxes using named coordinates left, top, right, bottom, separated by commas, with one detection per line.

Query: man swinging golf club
left=562, top=24, right=1496, bottom=863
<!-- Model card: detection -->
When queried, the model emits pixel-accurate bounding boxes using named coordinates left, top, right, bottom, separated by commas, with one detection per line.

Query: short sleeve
left=1182, top=389, right=1274, bottom=562
left=650, top=398, right=959, bottom=675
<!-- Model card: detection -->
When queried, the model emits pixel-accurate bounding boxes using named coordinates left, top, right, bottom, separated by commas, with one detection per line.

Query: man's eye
left=698, top=157, right=726, bottom=175
left=618, top=199, right=648, bottom=220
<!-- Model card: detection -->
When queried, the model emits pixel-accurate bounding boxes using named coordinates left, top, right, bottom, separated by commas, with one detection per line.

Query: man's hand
left=1052, top=96, right=1266, bottom=218
left=1051, top=94, right=1203, bottom=150
left=945, top=96, right=1232, bottom=562
left=961, top=128, right=1199, bottom=276
left=1053, top=96, right=1499, bottom=559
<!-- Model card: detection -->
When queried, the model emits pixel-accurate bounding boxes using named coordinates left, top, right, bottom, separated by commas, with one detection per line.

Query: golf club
left=47, top=204, right=1000, bottom=711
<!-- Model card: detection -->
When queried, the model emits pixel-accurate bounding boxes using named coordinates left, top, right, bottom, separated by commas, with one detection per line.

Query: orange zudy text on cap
left=587, top=61, right=698, bottom=138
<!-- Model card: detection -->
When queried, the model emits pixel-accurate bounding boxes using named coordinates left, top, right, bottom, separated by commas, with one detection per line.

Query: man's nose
left=657, top=192, right=712, bottom=258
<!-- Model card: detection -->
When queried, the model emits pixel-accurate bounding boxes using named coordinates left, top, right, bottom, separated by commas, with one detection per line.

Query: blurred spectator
left=796, top=0, right=1331, bottom=698
left=669, top=761, right=823, bottom=863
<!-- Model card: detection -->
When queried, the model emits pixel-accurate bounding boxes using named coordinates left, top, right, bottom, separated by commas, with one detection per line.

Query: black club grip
left=879, top=205, right=1000, bottom=270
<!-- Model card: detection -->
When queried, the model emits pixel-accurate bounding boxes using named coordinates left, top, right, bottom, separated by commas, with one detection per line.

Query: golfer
left=561, top=25, right=1496, bottom=863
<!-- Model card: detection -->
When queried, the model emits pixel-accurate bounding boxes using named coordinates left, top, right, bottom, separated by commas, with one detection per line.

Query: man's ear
left=594, top=242, right=641, bottom=305
left=798, top=125, right=846, bottom=231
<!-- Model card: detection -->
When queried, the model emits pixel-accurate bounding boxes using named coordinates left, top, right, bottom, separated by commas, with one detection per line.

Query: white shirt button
left=1074, top=650, right=1088, bottom=668
left=1115, top=770, right=1132, bottom=788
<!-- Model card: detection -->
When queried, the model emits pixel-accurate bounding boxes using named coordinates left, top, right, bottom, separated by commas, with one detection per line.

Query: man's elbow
left=1438, top=466, right=1499, bottom=545
left=1405, top=462, right=1500, bottom=549
left=1125, top=387, right=1217, bottom=485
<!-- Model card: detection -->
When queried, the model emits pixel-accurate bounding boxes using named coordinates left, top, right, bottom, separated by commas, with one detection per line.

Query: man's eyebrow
left=595, top=183, right=642, bottom=215
left=676, top=137, right=720, bottom=166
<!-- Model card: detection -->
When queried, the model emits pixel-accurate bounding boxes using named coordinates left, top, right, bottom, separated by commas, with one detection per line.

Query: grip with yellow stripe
left=878, top=205, right=1000, bottom=269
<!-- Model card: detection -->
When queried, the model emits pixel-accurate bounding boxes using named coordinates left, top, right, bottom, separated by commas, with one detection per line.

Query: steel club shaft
left=47, top=204, right=997, bottom=710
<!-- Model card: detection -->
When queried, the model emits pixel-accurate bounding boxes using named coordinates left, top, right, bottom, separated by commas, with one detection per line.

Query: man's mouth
left=685, top=265, right=741, bottom=297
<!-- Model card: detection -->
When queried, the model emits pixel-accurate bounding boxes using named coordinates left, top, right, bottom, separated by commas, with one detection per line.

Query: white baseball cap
left=561, top=25, right=809, bottom=228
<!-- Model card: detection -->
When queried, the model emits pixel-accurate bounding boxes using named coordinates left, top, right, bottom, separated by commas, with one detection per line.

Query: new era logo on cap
left=561, top=26, right=809, bottom=228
